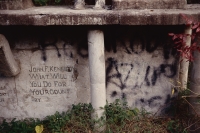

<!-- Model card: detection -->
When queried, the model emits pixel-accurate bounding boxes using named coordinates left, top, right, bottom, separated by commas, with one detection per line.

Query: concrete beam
left=0, top=5, right=200, bottom=25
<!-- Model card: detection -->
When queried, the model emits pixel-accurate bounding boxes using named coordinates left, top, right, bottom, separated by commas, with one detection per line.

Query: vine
left=169, top=14, right=200, bottom=62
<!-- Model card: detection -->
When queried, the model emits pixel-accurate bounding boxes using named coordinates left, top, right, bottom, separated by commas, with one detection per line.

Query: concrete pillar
left=0, top=34, right=20, bottom=76
left=74, top=0, right=85, bottom=9
left=88, top=30, right=106, bottom=127
left=190, top=38, right=200, bottom=133
left=179, top=25, right=192, bottom=90
left=94, top=0, right=105, bottom=9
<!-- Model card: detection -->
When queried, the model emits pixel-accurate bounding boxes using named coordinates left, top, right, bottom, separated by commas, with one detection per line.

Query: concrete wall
left=0, top=26, right=182, bottom=119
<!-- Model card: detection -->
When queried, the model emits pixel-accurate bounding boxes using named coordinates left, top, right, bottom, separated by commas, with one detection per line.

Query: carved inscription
left=46, top=16, right=103, bottom=25
left=28, top=65, right=74, bottom=102
left=0, top=84, right=17, bottom=106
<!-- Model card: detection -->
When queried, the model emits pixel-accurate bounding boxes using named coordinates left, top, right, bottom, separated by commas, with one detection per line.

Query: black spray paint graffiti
left=38, top=38, right=61, bottom=61
left=106, top=58, right=135, bottom=99
left=39, top=39, right=76, bottom=61
left=63, top=41, right=74, bottom=58
left=106, top=57, right=134, bottom=90
left=144, top=63, right=177, bottom=87
left=104, top=28, right=177, bottom=60
left=136, top=96, right=162, bottom=108
left=38, top=38, right=79, bottom=81
left=39, top=36, right=88, bottom=61
left=118, top=36, right=160, bottom=55
left=106, top=58, right=177, bottom=90
left=106, top=57, right=178, bottom=108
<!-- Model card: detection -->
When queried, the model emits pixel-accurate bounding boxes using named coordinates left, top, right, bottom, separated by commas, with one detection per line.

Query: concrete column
left=88, top=30, right=106, bottom=122
left=190, top=51, right=200, bottom=115
left=74, top=0, right=85, bottom=9
left=179, top=25, right=192, bottom=90
left=0, top=34, right=20, bottom=76
left=94, top=0, right=105, bottom=9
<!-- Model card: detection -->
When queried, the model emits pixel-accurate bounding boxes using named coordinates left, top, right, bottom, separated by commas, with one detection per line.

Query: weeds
left=0, top=97, right=199, bottom=133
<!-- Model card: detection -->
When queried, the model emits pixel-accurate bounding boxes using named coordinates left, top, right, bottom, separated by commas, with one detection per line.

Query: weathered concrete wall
left=0, top=26, right=181, bottom=119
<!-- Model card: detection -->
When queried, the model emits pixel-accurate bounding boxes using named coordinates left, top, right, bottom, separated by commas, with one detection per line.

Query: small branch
left=184, top=119, right=200, bottom=131
left=182, top=95, right=200, bottom=98
left=182, top=97, right=199, bottom=117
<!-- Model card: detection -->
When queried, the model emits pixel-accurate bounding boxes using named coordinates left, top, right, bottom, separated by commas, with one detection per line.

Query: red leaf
left=192, top=42, right=197, bottom=47
left=168, top=33, right=174, bottom=36
left=172, top=35, right=178, bottom=40
left=181, top=14, right=193, bottom=25
left=191, top=34, right=195, bottom=40
left=196, top=27, right=200, bottom=33
left=192, top=23, right=199, bottom=29
left=174, top=40, right=183, bottom=44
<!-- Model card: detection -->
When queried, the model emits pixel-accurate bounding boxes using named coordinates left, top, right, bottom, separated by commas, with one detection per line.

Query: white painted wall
left=0, top=27, right=179, bottom=119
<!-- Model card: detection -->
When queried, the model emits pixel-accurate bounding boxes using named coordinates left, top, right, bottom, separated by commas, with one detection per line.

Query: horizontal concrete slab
left=0, top=5, right=200, bottom=25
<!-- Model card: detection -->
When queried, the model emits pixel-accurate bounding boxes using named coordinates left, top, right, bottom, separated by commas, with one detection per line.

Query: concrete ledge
left=0, top=5, right=200, bottom=25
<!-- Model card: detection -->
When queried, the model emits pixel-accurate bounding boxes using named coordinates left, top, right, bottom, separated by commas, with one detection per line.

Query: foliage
left=169, top=14, right=200, bottom=62
left=0, top=118, right=42, bottom=133
left=33, top=0, right=72, bottom=6
left=1, top=99, right=198, bottom=133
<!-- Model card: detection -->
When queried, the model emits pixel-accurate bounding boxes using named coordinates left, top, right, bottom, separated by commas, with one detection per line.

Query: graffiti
left=136, top=96, right=162, bottom=107
left=0, top=98, right=4, bottom=102
left=77, top=37, right=88, bottom=58
left=35, top=29, right=178, bottom=113
left=144, top=63, right=177, bottom=86
left=39, top=38, right=61, bottom=61
left=106, top=55, right=178, bottom=112
left=106, top=58, right=177, bottom=89
left=145, top=66, right=151, bottom=86
left=106, top=57, right=134, bottom=90
left=63, top=42, right=74, bottom=58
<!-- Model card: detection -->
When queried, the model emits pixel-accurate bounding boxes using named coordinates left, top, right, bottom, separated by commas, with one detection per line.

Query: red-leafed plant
left=169, top=14, right=200, bottom=62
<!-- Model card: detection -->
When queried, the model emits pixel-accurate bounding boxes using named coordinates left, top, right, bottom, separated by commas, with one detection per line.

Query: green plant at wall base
left=0, top=99, right=198, bottom=133
left=0, top=118, right=42, bottom=133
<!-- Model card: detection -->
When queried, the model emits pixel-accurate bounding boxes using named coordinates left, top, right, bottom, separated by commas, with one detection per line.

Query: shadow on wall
left=187, top=0, right=200, bottom=4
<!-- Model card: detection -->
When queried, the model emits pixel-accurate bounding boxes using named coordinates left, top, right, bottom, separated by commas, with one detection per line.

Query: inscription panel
left=0, top=49, right=79, bottom=119
left=28, top=65, right=74, bottom=102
